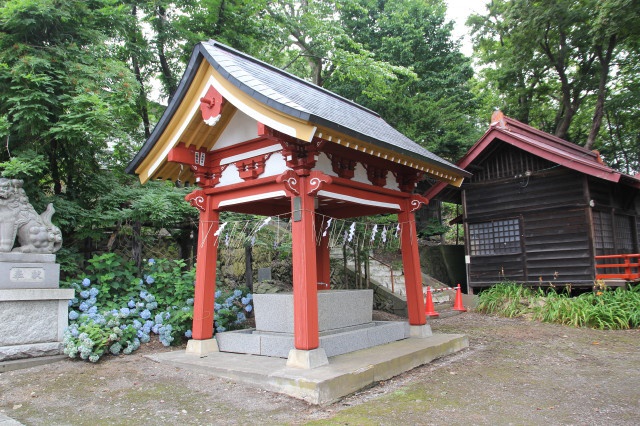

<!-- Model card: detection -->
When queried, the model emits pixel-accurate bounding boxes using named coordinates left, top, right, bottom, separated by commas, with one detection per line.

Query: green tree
left=470, top=0, right=640, bottom=151
left=333, top=0, right=480, bottom=161
left=0, top=0, right=140, bottom=198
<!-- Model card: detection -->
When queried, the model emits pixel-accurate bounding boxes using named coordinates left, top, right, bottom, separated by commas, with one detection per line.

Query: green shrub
left=61, top=253, right=252, bottom=362
left=477, top=282, right=640, bottom=330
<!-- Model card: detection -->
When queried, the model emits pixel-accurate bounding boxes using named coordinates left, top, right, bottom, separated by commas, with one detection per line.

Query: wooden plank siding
left=465, top=147, right=597, bottom=289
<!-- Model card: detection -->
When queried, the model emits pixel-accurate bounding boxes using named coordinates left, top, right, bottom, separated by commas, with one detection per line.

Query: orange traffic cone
left=452, top=284, right=467, bottom=312
left=424, top=286, right=440, bottom=318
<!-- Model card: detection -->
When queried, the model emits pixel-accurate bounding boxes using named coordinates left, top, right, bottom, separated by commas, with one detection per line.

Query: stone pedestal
left=215, top=290, right=410, bottom=361
left=0, top=254, right=73, bottom=362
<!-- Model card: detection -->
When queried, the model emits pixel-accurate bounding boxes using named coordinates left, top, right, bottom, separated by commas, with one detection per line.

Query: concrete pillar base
left=185, top=338, right=219, bottom=356
left=286, top=348, right=329, bottom=369
left=409, top=324, right=432, bottom=338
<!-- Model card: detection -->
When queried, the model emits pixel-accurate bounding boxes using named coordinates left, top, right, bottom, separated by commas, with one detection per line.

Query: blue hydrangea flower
left=68, top=299, right=73, bottom=307
left=236, top=312, right=246, bottom=322
left=139, top=279, right=144, bottom=286
left=244, top=304, right=253, bottom=313
left=140, top=290, right=148, bottom=299
left=120, top=307, right=130, bottom=317
left=163, top=312, right=170, bottom=320
left=216, top=325, right=226, bottom=333
left=241, top=296, right=250, bottom=305
left=186, top=298, right=194, bottom=306
left=140, top=309, right=151, bottom=320
left=70, top=328, right=79, bottom=337
left=233, top=289, right=242, bottom=298
left=127, top=300, right=135, bottom=308
left=214, top=303, right=221, bottom=311
left=154, top=314, right=163, bottom=324
left=146, top=275, right=155, bottom=284
left=82, top=278, right=91, bottom=287
left=152, top=324, right=160, bottom=334
left=246, top=293, right=253, bottom=300
left=185, top=330, right=192, bottom=338
left=69, top=310, right=79, bottom=320
left=148, top=258, right=155, bottom=265
left=88, top=306, right=98, bottom=315
left=133, top=320, right=142, bottom=329
left=89, top=287, right=99, bottom=298
left=109, top=342, right=122, bottom=355
left=79, top=290, right=90, bottom=299
left=146, top=301, right=158, bottom=310
left=139, top=333, right=150, bottom=343
left=79, top=302, right=89, bottom=312
left=215, top=290, right=221, bottom=298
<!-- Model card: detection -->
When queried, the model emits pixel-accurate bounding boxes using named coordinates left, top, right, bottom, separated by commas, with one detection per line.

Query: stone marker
left=0, top=179, right=73, bottom=363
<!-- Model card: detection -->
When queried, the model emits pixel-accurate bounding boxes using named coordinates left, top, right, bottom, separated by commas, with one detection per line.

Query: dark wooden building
left=425, top=112, right=640, bottom=292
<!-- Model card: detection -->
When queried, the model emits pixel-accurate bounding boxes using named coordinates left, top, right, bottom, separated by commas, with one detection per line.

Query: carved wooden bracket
left=328, top=153, right=357, bottom=179
left=168, top=143, right=224, bottom=188
left=280, top=138, right=326, bottom=176
left=235, top=153, right=272, bottom=181
left=394, top=171, right=424, bottom=193
left=185, top=190, right=207, bottom=212
left=276, top=169, right=300, bottom=196
left=363, top=164, right=388, bottom=187
left=200, top=85, right=225, bottom=126
left=307, top=171, right=333, bottom=196
left=409, top=194, right=429, bottom=212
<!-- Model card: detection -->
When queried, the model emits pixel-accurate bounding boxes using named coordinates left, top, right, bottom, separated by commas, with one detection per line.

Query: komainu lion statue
left=0, top=178, right=63, bottom=253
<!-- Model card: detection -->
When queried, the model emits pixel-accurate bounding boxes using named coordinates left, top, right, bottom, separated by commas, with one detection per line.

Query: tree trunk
left=244, top=242, right=253, bottom=292
left=155, top=5, right=177, bottom=98
left=132, top=220, right=142, bottom=272
left=129, top=5, right=150, bottom=138
left=586, top=35, right=616, bottom=150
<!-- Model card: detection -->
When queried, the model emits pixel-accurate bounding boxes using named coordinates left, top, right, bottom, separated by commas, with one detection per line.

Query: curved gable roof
left=425, top=112, right=640, bottom=200
left=127, top=40, right=469, bottom=184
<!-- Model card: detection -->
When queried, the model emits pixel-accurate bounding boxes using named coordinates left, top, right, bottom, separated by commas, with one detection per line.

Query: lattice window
left=614, top=214, right=634, bottom=252
left=593, top=211, right=614, bottom=249
left=469, top=219, right=521, bottom=256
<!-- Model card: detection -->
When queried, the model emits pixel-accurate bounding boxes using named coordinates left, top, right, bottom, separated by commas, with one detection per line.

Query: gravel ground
left=1, top=311, right=639, bottom=425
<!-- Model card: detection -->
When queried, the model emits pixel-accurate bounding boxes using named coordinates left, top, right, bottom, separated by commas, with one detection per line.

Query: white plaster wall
left=353, top=162, right=369, bottom=185
left=263, top=152, right=288, bottom=177
left=316, top=153, right=337, bottom=177
left=384, top=173, right=399, bottom=191
left=212, top=110, right=259, bottom=151
left=218, top=164, right=242, bottom=186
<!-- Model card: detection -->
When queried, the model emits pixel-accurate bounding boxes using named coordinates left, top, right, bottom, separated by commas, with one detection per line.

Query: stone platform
left=150, top=332, right=469, bottom=404
left=216, top=289, right=411, bottom=358
left=0, top=253, right=73, bottom=363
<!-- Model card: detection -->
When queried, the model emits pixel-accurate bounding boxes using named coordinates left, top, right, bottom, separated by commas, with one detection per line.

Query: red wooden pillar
left=291, top=176, right=320, bottom=350
left=399, top=205, right=426, bottom=326
left=191, top=194, right=219, bottom=340
left=316, top=216, right=331, bottom=290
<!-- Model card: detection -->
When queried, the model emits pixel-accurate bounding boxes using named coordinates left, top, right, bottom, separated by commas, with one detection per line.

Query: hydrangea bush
left=62, top=253, right=253, bottom=362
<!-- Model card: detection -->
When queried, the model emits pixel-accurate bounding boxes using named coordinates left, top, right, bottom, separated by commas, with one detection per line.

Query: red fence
left=595, top=254, right=640, bottom=281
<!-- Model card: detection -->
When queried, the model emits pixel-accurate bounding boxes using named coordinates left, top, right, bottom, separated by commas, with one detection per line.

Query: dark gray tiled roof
left=127, top=40, right=468, bottom=177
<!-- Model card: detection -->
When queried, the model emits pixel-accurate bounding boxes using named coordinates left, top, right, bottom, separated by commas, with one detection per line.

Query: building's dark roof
left=127, top=40, right=469, bottom=178
left=424, top=112, right=640, bottom=200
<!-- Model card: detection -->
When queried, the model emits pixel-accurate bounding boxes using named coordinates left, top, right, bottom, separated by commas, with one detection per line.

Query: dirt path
left=1, top=312, right=639, bottom=425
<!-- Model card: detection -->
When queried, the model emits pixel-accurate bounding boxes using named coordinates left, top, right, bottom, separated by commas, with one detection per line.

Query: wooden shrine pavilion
left=127, top=40, right=469, bottom=366
left=425, top=111, right=640, bottom=293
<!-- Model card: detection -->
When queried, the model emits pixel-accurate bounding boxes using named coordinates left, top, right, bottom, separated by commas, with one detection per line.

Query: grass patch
left=477, top=282, right=640, bottom=330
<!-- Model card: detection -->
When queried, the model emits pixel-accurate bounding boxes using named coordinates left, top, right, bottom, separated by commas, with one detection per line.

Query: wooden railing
left=595, top=254, right=640, bottom=281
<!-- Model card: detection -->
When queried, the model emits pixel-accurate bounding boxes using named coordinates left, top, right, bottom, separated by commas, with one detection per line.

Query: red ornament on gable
left=200, top=85, right=225, bottom=124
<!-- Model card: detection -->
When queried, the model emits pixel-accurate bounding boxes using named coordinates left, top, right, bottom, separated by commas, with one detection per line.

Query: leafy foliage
left=477, top=282, right=640, bottom=329
left=62, top=253, right=253, bottom=362
left=469, top=0, right=640, bottom=159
